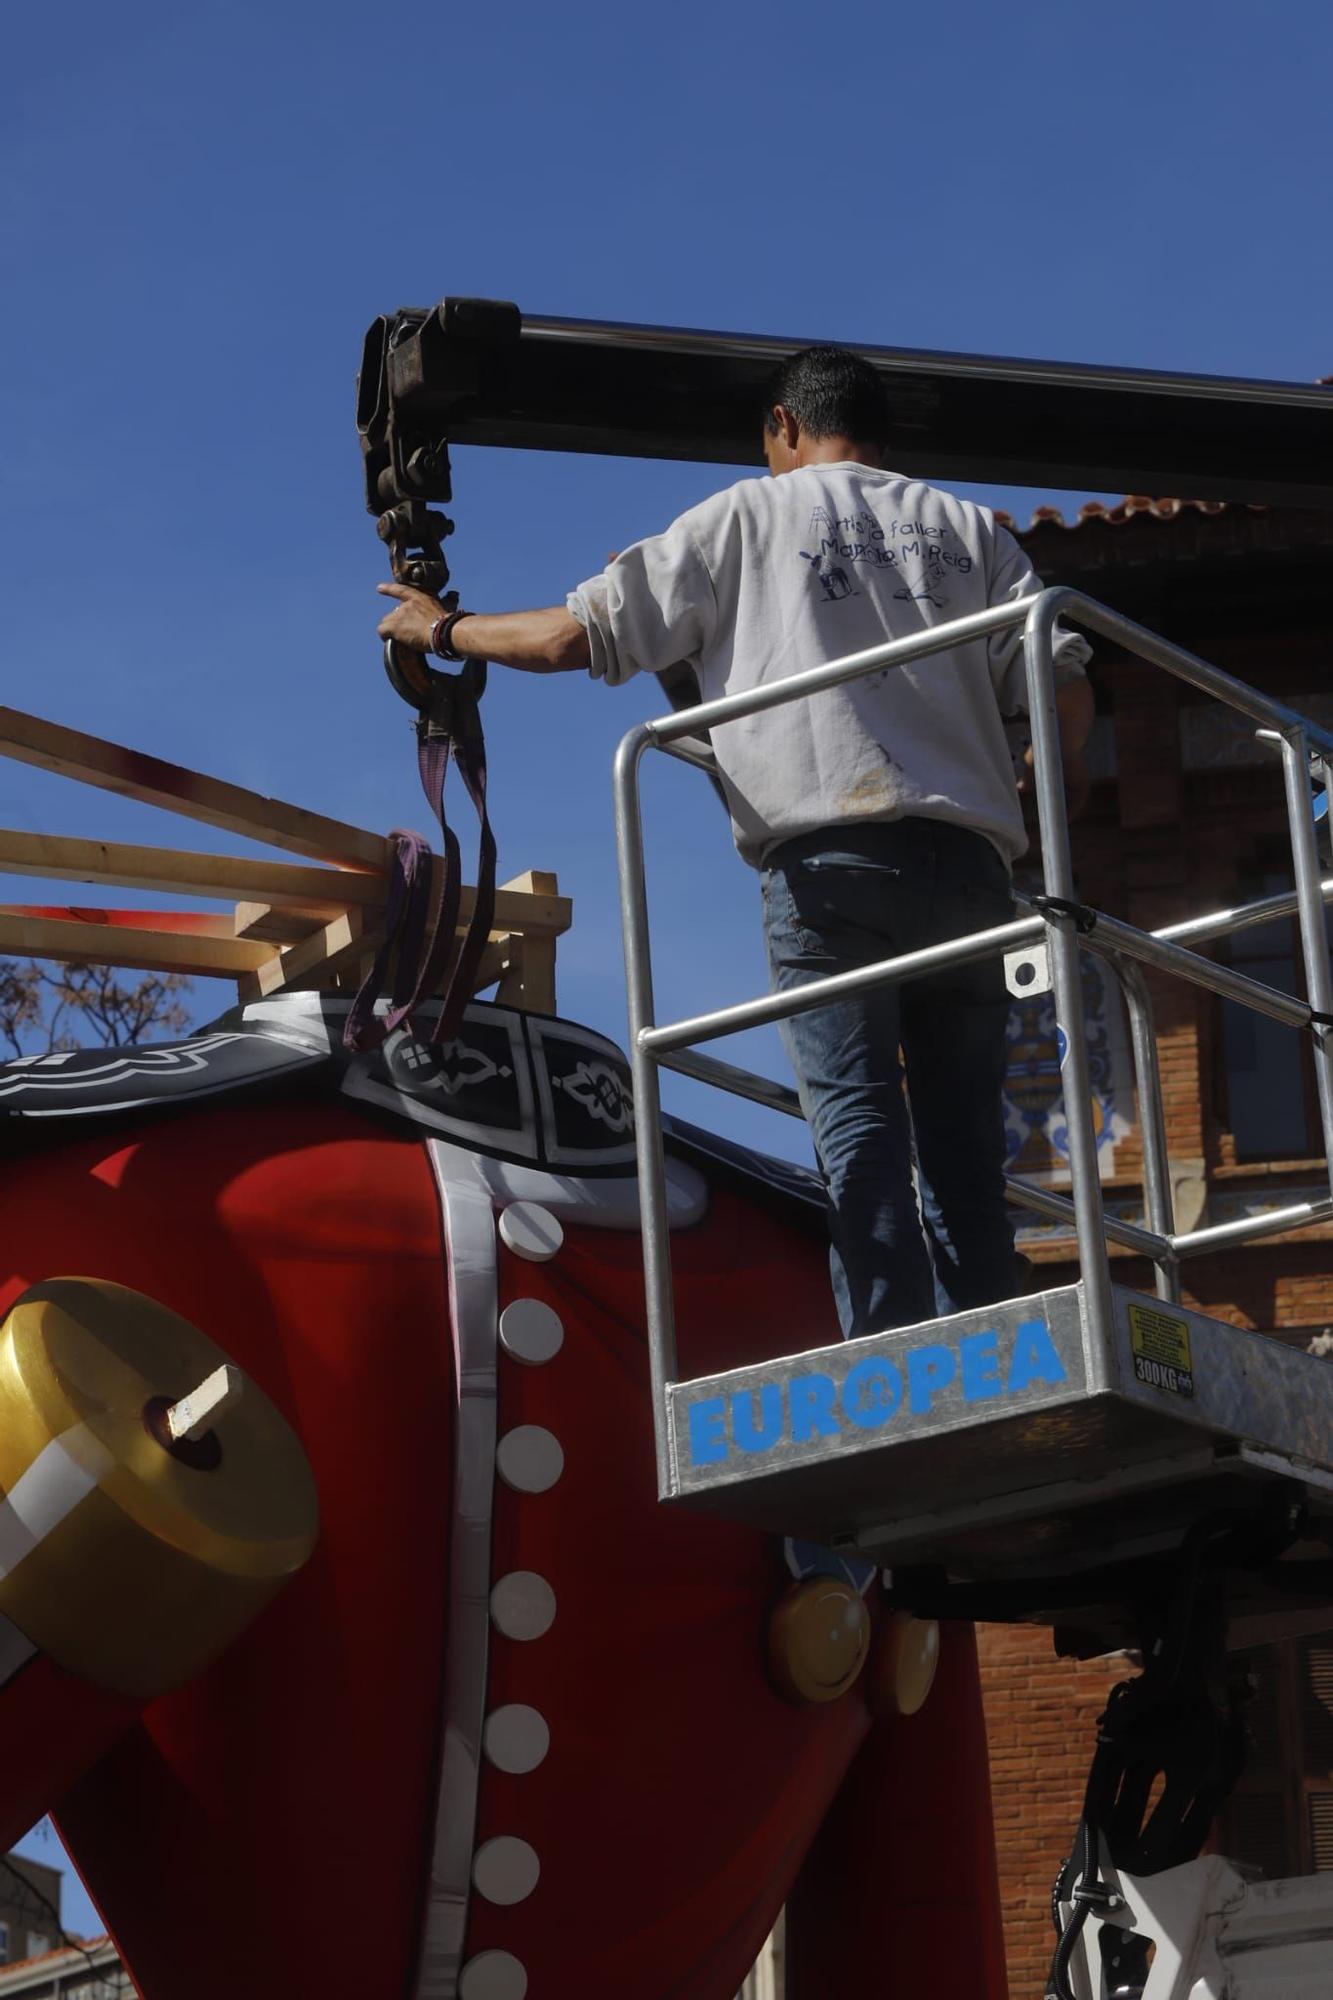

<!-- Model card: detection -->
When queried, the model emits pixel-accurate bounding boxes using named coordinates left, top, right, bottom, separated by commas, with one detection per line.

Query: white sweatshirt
left=567, top=463, right=1089, bottom=866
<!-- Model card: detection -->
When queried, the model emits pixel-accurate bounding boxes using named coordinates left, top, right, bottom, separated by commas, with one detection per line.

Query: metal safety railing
left=613, top=587, right=1333, bottom=1499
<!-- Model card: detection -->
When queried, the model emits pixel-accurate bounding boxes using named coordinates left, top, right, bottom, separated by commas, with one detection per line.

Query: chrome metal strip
left=655, top=1047, right=1170, bottom=1258
left=1050, top=589, right=1333, bottom=754
left=413, top=1153, right=500, bottom=2000
left=1154, top=877, right=1333, bottom=951
left=1105, top=956, right=1180, bottom=1301
left=1021, top=595, right=1114, bottom=1348
left=1087, top=909, right=1311, bottom=1028
left=1003, top=1177, right=1168, bottom=1260
left=643, top=602, right=1028, bottom=744
left=1278, top=728, right=1333, bottom=1194
left=613, top=723, right=677, bottom=1497
left=1171, top=1199, right=1333, bottom=1259
left=638, top=915, right=1044, bottom=1055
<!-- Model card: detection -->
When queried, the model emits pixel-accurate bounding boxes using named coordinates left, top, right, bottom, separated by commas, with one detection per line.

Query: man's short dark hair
left=762, top=344, right=892, bottom=450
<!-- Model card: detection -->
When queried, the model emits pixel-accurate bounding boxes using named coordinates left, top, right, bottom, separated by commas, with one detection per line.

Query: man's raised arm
left=376, top=583, right=590, bottom=675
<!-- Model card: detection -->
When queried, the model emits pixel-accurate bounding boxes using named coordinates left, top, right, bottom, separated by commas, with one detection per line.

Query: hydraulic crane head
left=357, top=296, right=1333, bottom=507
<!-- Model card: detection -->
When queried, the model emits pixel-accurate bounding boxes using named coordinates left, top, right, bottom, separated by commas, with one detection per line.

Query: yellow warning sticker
left=1128, top=1302, right=1195, bottom=1398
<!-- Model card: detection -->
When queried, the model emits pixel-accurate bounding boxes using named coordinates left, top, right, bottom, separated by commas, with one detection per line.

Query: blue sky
left=4, top=0, right=1333, bottom=1944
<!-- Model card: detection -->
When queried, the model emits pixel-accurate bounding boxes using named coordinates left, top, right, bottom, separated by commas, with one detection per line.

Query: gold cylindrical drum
left=0, top=1277, right=318, bottom=1697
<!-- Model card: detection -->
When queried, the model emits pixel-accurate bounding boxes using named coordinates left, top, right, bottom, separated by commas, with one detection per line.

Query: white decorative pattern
left=420, top=1137, right=707, bottom=1233
left=472, top=1836, right=540, bottom=1907
left=390, top=1032, right=512, bottom=1099
left=498, top=1299, right=564, bottom=1366
left=458, top=1953, right=528, bottom=2000
left=552, top=1058, right=633, bottom=1133
left=483, top=1705, right=550, bottom=1776
left=496, top=1426, right=564, bottom=1495
left=0, top=1032, right=252, bottom=1097
left=498, top=1202, right=564, bottom=1263
left=489, top=1571, right=556, bottom=1642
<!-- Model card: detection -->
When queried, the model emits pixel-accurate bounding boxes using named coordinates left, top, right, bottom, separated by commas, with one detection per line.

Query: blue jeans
left=762, top=819, right=1016, bottom=1339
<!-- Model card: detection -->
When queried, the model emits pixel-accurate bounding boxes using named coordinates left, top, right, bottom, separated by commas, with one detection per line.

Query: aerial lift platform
left=611, top=587, right=1333, bottom=2000
left=358, top=301, right=1333, bottom=1998
left=613, top=589, right=1333, bottom=1608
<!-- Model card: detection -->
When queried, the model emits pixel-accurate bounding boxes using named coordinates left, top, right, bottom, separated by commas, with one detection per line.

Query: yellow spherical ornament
left=870, top=1611, right=941, bottom=1718
left=767, top=1577, right=871, bottom=1705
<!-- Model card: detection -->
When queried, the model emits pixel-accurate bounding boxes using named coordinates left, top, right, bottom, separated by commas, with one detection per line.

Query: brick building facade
left=975, top=497, right=1333, bottom=1995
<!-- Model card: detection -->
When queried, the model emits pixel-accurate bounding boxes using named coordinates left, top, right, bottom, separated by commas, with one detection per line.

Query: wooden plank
left=227, top=881, right=571, bottom=942
left=0, top=905, right=241, bottom=936
left=471, top=935, right=516, bottom=995
left=0, top=710, right=389, bottom=870
left=481, top=886, right=571, bottom=935
left=233, top=901, right=340, bottom=944
left=432, top=866, right=572, bottom=938
left=241, top=917, right=529, bottom=1014
left=494, top=871, right=559, bottom=1012
left=0, top=830, right=573, bottom=934
left=241, top=912, right=382, bottom=1003
left=0, top=829, right=372, bottom=910
left=500, top=869, right=560, bottom=900
left=0, top=911, right=271, bottom=979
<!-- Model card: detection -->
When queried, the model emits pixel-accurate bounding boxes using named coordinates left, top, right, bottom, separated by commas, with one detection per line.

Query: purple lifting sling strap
left=344, top=659, right=497, bottom=1054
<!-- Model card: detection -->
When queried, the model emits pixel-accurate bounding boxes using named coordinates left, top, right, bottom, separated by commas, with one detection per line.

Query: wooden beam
left=233, top=901, right=341, bottom=945
left=0, top=831, right=573, bottom=935
left=0, top=829, right=372, bottom=910
left=0, top=904, right=243, bottom=937
left=241, top=912, right=383, bottom=1002
left=501, top=869, right=560, bottom=899
left=457, top=876, right=572, bottom=938
left=227, top=883, right=573, bottom=958
left=0, top=821, right=569, bottom=1013
left=241, top=919, right=537, bottom=1016
left=494, top=871, right=559, bottom=1012
left=471, top=934, right=516, bottom=995
left=0, top=911, right=272, bottom=979
left=0, top=710, right=389, bottom=870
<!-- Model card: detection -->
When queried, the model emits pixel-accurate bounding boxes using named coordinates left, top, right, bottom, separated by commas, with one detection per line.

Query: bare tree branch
left=0, top=960, right=195, bottom=1056
left=0, top=963, right=44, bottom=1060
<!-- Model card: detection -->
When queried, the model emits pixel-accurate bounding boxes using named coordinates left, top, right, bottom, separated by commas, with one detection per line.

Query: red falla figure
left=0, top=982, right=1005, bottom=1999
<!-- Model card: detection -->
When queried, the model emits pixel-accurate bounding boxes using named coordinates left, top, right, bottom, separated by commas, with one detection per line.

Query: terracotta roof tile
left=1, top=1934, right=112, bottom=1970
left=996, top=496, right=1262, bottom=533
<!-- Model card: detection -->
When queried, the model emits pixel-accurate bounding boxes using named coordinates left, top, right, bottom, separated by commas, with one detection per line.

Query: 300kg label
left=1133, top=1354, right=1192, bottom=1394
left=1127, top=1303, right=1195, bottom=1399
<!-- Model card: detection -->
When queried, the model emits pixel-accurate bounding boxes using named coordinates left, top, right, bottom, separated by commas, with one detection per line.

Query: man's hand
left=377, top=581, right=445, bottom=655
left=1019, top=743, right=1091, bottom=819
left=374, top=584, right=591, bottom=676
left=1017, top=677, right=1095, bottom=819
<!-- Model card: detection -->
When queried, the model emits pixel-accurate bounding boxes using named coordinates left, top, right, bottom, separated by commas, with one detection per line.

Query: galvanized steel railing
left=612, top=587, right=1333, bottom=1499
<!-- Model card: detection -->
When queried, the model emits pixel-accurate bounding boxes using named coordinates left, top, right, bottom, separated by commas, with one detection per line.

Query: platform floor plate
left=666, top=1285, right=1333, bottom=1583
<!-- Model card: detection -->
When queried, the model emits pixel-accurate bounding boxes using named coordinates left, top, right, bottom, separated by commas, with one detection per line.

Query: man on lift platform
left=377, top=346, right=1094, bottom=1337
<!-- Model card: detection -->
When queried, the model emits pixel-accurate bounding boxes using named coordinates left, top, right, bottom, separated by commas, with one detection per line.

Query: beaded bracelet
left=429, top=609, right=471, bottom=662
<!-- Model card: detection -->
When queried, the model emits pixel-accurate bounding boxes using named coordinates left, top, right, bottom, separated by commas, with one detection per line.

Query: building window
left=26, top=1931, right=50, bottom=1958
left=1219, top=868, right=1327, bottom=1161
left=1221, top=1628, right=1333, bottom=1874
left=0, top=1920, right=8, bottom=1959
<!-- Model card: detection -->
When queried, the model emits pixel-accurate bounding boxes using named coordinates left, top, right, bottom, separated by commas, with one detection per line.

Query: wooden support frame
left=0, top=714, right=573, bottom=1016
left=243, top=912, right=380, bottom=999
left=0, top=707, right=388, bottom=869
left=494, top=872, right=559, bottom=1013
left=0, top=910, right=273, bottom=980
